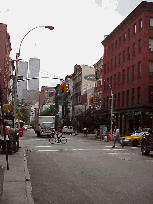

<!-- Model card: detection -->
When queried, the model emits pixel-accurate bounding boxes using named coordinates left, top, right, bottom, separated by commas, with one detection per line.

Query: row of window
left=103, top=87, right=141, bottom=109
left=103, top=63, right=141, bottom=91
left=104, top=40, right=142, bottom=74
left=105, top=19, right=143, bottom=57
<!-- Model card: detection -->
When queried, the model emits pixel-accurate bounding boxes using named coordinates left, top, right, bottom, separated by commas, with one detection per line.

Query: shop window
left=148, top=86, right=153, bottom=103
left=149, top=61, right=153, bottom=77
left=137, top=86, right=141, bottom=105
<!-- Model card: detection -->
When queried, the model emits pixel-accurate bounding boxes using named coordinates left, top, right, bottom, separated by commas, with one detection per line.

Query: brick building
left=0, top=23, right=12, bottom=104
left=101, top=1, right=153, bottom=135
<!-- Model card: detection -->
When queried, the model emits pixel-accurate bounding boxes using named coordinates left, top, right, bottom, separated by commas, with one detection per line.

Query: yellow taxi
left=121, top=128, right=149, bottom=147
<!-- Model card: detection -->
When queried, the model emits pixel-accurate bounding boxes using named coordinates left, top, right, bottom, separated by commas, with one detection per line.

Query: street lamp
left=103, top=79, right=113, bottom=140
left=14, top=25, right=54, bottom=127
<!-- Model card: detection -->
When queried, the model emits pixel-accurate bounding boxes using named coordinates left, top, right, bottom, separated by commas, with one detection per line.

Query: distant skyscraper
left=28, top=58, right=40, bottom=91
left=17, top=61, right=28, bottom=100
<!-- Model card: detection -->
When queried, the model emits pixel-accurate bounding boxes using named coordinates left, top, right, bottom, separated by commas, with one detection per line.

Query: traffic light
left=64, top=84, right=69, bottom=93
left=9, top=104, right=13, bottom=112
left=89, top=96, right=94, bottom=104
left=3, top=104, right=9, bottom=113
left=60, top=84, right=64, bottom=93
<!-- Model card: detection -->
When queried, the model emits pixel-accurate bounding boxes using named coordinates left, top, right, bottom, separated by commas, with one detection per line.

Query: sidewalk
left=0, top=146, right=34, bottom=204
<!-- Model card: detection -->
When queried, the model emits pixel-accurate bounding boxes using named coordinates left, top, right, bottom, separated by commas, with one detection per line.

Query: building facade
left=101, top=1, right=153, bottom=135
left=28, top=58, right=40, bottom=91
left=0, top=23, right=12, bottom=105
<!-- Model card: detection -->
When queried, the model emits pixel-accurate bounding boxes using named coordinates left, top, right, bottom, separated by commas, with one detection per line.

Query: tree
left=17, top=100, right=30, bottom=123
left=40, top=105, right=58, bottom=116
left=72, top=117, right=78, bottom=129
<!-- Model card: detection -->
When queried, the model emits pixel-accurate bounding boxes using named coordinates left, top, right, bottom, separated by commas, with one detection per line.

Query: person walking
left=112, top=126, right=124, bottom=148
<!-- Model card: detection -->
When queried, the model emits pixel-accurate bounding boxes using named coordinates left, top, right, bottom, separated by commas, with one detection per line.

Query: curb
left=23, top=148, right=34, bottom=204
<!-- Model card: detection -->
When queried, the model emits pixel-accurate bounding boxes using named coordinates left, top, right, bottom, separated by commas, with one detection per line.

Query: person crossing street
left=112, top=126, right=124, bottom=148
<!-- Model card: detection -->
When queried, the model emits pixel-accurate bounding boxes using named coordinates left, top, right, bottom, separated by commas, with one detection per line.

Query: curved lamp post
left=14, top=26, right=54, bottom=127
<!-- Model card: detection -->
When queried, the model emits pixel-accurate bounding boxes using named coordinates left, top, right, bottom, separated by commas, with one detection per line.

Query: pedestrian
left=112, top=126, right=124, bottom=148
left=0, top=121, right=9, bottom=152
left=84, top=127, right=87, bottom=136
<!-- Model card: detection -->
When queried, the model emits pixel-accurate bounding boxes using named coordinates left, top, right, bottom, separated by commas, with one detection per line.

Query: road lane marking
left=37, top=150, right=59, bottom=152
left=35, top=146, right=53, bottom=147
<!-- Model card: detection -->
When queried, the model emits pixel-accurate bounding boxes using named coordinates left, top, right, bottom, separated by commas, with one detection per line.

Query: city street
left=20, top=129, right=153, bottom=204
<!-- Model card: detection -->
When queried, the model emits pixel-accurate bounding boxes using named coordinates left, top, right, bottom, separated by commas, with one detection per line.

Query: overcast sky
left=1, top=0, right=152, bottom=89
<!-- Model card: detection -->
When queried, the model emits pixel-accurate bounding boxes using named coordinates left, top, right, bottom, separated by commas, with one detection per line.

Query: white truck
left=35, top=116, right=55, bottom=137
left=62, top=126, right=74, bottom=135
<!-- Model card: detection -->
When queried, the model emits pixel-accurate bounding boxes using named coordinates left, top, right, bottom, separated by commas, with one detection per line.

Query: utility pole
left=110, top=89, right=113, bottom=140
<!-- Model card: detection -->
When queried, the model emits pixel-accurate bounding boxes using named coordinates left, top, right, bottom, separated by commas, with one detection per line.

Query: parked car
left=121, top=130, right=149, bottom=147
left=141, top=129, right=153, bottom=155
left=23, top=125, right=28, bottom=130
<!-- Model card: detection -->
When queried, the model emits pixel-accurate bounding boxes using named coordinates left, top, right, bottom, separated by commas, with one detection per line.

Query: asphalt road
left=20, top=129, right=153, bottom=204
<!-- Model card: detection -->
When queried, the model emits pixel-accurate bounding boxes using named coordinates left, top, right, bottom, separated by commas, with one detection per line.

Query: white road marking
left=38, top=150, right=59, bottom=152
left=31, top=139, right=46, bottom=140
left=103, top=149, right=111, bottom=151
left=35, top=146, right=53, bottom=147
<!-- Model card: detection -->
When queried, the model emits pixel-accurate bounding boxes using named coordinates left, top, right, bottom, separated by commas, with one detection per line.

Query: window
left=133, top=24, right=136, bottom=35
left=119, top=53, right=121, bottom=65
left=107, top=62, right=109, bottom=73
left=122, top=69, right=125, bottom=83
left=103, top=97, right=105, bottom=109
left=149, top=38, right=153, bottom=51
left=128, top=28, right=131, bottom=39
left=148, top=86, right=153, bottom=103
left=118, top=72, right=120, bottom=85
left=110, top=76, right=112, bottom=88
left=137, top=86, right=141, bottom=104
left=149, top=61, right=153, bottom=77
left=118, top=92, right=120, bottom=108
left=104, top=63, right=106, bottom=74
left=138, top=39, right=142, bottom=54
left=104, top=49, right=107, bottom=57
left=107, top=78, right=109, bottom=90
left=123, top=50, right=125, bottom=62
left=132, top=65, right=135, bottom=80
left=123, top=33, right=126, bottom=42
left=115, top=40, right=117, bottom=49
left=139, top=19, right=142, bottom=31
left=138, top=61, right=141, bottom=78
left=132, top=43, right=136, bottom=57
left=119, top=36, right=121, bottom=46
left=127, top=67, right=130, bottom=82
left=122, top=91, right=125, bottom=106
left=127, top=90, right=129, bottom=106
left=111, top=59, right=113, bottom=70
left=107, top=96, right=109, bottom=109
left=104, top=80, right=106, bottom=91
left=114, top=94, right=116, bottom=109
left=108, top=46, right=110, bottom=56
left=115, top=56, right=117, bottom=68
left=150, top=17, right=153, bottom=27
left=127, top=47, right=130, bottom=59
left=114, top=74, right=116, bottom=88
left=132, top=88, right=135, bottom=105
left=111, top=43, right=113, bottom=53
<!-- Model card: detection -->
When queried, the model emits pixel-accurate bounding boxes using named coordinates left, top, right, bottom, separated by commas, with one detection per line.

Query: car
left=23, top=125, right=28, bottom=130
left=141, top=129, right=153, bottom=155
left=121, top=130, right=149, bottom=147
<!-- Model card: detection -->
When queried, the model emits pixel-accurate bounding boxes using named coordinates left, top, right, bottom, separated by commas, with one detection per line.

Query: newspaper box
left=107, top=132, right=111, bottom=141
